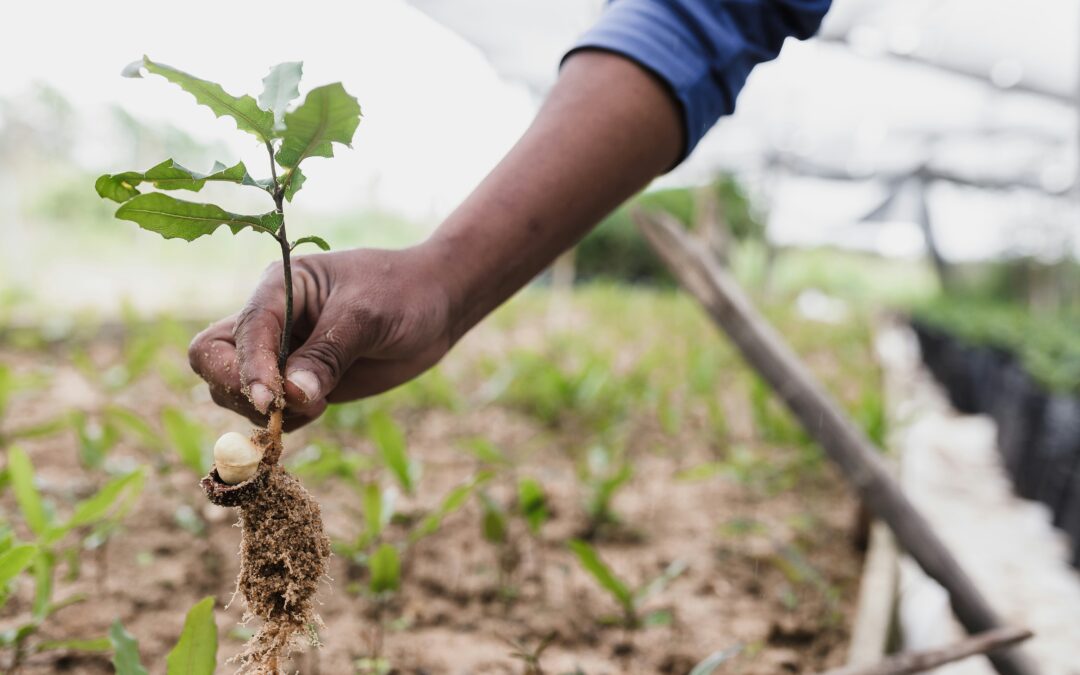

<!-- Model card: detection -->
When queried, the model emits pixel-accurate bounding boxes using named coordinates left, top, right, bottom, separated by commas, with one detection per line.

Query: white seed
left=213, top=431, right=264, bottom=485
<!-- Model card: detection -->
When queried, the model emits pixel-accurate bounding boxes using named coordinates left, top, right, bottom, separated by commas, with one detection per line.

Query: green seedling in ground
left=288, top=439, right=374, bottom=489
left=367, top=411, right=421, bottom=495
left=517, top=477, right=550, bottom=535
left=579, top=445, right=633, bottom=538
left=160, top=407, right=212, bottom=476
left=479, top=490, right=521, bottom=597
left=568, top=540, right=686, bottom=629
left=502, top=632, right=556, bottom=675
left=333, top=481, right=398, bottom=565
left=109, top=596, right=218, bottom=675
left=1, top=447, right=145, bottom=670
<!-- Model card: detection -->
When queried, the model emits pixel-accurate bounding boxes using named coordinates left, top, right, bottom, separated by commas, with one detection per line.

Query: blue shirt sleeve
left=565, top=0, right=831, bottom=163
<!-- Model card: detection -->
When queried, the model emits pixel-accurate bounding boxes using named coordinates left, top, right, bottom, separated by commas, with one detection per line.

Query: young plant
left=579, top=444, right=633, bottom=538
left=502, top=632, right=556, bottom=675
left=109, top=596, right=219, bottom=675
left=568, top=540, right=686, bottom=629
left=1, top=447, right=145, bottom=671
left=96, top=57, right=361, bottom=671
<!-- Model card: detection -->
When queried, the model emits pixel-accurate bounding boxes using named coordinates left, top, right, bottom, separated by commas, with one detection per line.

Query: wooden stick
left=634, top=211, right=1039, bottom=675
left=820, top=627, right=1033, bottom=675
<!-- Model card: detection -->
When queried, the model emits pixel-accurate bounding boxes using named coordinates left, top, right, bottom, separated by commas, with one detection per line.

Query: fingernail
left=287, top=369, right=321, bottom=403
left=250, top=383, right=274, bottom=414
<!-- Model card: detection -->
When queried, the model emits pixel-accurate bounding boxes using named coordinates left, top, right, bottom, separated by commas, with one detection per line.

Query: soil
left=0, top=298, right=867, bottom=675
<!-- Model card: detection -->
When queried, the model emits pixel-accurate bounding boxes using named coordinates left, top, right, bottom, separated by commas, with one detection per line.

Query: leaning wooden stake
left=820, top=627, right=1033, bottom=675
left=634, top=211, right=1038, bottom=675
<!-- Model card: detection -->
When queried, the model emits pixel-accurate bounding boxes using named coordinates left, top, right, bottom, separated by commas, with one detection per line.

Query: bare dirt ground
left=0, top=292, right=869, bottom=674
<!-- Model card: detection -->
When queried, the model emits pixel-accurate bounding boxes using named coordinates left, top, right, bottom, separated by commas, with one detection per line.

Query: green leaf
left=31, top=552, right=53, bottom=619
left=110, top=620, right=148, bottom=675
left=0, top=544, right=37, bottom=587
left=292, top=235, right=329, bottom=252
left=479, top=492, right=508, bottom=544
left=633, top=559, right=688, bottom=609
left=95, top=172, right=143, bottom=203
left=259, top=62, right=303, bottom=129
left=131, top=56, right=275, bottom=142
left=35, top=637, right=111, bottom=653
left=459, top=438, right=510, bottom=466
left=411, top=472, right=490, bottom=542
left=360, top=483, right=396, bottom=546
left=7, top=448, right=48, bottom=536
left=568, top=540, right=632, bottom=609
left=67, top=469, right=145, bottom=530
left=517, top=478, right=548, bottom=534
left=283, top=167, right=306, bottom=202
left=105, top=406, right=164, bottom=454
left=275, top=82, right=361, bottom=171
left=368, top=544, right=400, bottom=595
left=116, top=193, right=281, bottom=242
left=96, top=160, right=263, bottom=204
left=368, top=411, right=416, bottom=494
left=161, top=408, right=210, bottom=475
left=165, top=596, right=217, bottom=675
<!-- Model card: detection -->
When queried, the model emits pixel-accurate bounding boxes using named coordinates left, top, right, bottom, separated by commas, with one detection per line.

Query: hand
left=189, top=244, right=455, bottom=430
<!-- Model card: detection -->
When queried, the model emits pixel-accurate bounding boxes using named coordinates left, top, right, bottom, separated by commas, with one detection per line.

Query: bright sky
left=3, top=0, right=538, bottom=221
left=4, top=0, right=1078, bottom=264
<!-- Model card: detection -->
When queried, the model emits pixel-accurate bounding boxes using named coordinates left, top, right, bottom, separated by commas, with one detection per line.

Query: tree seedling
left=568, top=540, right=686, bottom=629
left=96, top=56, right=361, bottom=672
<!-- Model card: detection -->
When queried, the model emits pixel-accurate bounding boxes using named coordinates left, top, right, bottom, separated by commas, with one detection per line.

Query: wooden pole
left=634, top=210, right=1038, bottom=675
left=820, top=627, right=1033, bottom=675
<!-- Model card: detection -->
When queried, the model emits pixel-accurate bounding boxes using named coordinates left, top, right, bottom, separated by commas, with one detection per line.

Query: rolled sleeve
left=564, top=0, right=831, bottom=163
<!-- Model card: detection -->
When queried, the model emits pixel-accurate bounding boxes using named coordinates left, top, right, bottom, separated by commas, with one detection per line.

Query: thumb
left=282, top=310, right=364, bottom=407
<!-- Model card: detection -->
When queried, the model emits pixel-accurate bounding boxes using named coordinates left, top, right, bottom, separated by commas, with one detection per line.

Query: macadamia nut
left=214, top=431, right=264, bottom=484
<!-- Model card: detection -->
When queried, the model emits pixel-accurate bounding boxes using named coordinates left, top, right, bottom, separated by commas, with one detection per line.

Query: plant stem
left=265, top=142, right=294, bottom=384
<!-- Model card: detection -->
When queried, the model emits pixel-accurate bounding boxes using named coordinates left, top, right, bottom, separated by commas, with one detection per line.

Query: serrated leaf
left=95, top=172, right=143, bottom=203
left=275, top=82, right=361, bottom=173
left=110, top=620, right=148, bottom=675
left=259, top=61, right=303, bottom=129
left=292, top=235, right=329, bottom=252
left=97, top=160, right=265, bottom=204
left=166, top=596, right=217, bottom=675
left=283, top=167, right=306, bottom=202
left=369, top=544, right=400, bottom=595
left=132, top=56, right=275, bottom=142
left=0, top=544, right=37, bottom=587
left=116, top=193, right=281, bottom=242
left=568, top=540, right=632, bottom=608
left=67, top=469, right=145, bottom=530
left=7, top=448, right=48, bottom=537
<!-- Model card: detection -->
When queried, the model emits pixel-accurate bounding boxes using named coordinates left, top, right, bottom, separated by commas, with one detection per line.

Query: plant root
left=202, top=410, right=331, bottom=674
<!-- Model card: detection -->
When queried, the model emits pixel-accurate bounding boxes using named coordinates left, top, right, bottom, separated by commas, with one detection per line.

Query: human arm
left=189, top=1, right=831, bottom=427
